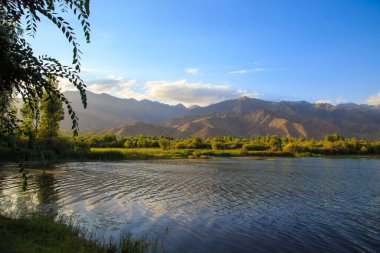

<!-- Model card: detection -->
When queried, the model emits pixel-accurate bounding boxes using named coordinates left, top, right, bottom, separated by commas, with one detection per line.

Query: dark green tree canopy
left=39, top=79, right=65, bottom=145
left=0, top=0, right=90, bottom=136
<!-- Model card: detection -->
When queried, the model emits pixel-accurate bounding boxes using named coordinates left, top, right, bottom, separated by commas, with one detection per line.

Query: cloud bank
left=141, top=80, right=259, bottom=106
left=315, top=99, right=332, bottom=104
left=71, top=77, right=259, bottom=107
left=315, top=97, right=348, bottom=105
left=365, top=92, right=380, bottom=105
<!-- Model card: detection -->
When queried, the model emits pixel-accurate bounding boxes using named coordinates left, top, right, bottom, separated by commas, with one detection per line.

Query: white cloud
left=335, top=97, right=347, bottom=103
left=58, top=74, right=128, bottom=93
left=186, top=67, right=200, bottom=75
left=140, top=79, right=259, bottom=106
left=365, top=92, right=380, bottom=105
left=119, top=79, right=137, bottom=88
left=315, top=99, right=332, bottom=104
left=87, top=76, right=126, bottom=94
left=90, top=83, right=117, bottom=93
left=58, top=78, right=78, bottom=92
left=86, top=76, right=146, bottom=100
left=314, top=98, right=349, bottom=105
left=83, top=77, right=259, bottom=107
left=81, top=67, right=96, bottom=74
left=229, top=68, right=265, bottom=74
left=229, top=69, right=250, bottom=74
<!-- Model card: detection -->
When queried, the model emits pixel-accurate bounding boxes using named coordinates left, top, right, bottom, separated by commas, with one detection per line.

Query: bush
left=211, top=142, right=225, bottom=150
left=175, top=142, right=187, bottom=149
left=242, top=144, right=268, bottom=151
left=159, top=138, right=170, bottom=150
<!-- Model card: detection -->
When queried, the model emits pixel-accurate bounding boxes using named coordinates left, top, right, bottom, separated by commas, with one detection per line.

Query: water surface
left=0, top=158, right=379, bottom=252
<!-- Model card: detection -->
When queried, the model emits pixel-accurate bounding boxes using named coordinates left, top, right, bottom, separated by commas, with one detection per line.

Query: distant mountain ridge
left=61, top=91, right=380, bottom=139
left=61, top=91, right=188, bottom=131
left=166, top=98, right=380, bottom=139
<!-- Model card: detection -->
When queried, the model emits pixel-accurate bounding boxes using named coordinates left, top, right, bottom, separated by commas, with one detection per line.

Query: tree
left=20, top=96, right=40, bottom=148
left=0, top=0, right=90, bottom=139
left=0, top=11, right=20, bottom=145
left=269, top=135, right=282, bottom=151
left=0, top=93, right=18, bottom=147
left=159, top=137, right=170, bottom=150
left=188, top=137, right=203, bottom=149
left=38, top=79, right=65, bottom=148
left=211, top=141, right=224, bottom=151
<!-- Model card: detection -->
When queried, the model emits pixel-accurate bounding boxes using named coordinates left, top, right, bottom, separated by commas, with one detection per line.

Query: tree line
left=4, top=130, right=380, bottom=156
left=77, top=133, right=380, bottom=155
left=2, top=89, right=380, bottom=156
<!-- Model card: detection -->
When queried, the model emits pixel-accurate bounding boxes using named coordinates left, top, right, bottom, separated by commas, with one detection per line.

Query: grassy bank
left=2, top=147, right=380, bottom=162
left=0, top=215, right=155, bottom=253
left=0, top=147, right=125, bottom=162
left=90, top=148, right=295, bottom=159
left=0, top=147, right=295, bottom=162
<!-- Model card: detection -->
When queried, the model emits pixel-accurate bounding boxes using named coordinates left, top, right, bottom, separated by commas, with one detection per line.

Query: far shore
left=1, top=147, right=380, bottom=164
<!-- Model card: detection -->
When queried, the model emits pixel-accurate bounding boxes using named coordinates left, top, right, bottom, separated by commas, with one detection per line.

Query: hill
left=60, top=91, right=188, bottom=131
left=106, top=97, right=380, bottom=139
left=57, top=92, right=380, bottom=139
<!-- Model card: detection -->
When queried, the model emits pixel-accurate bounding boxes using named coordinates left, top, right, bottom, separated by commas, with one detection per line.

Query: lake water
left=0, top=158, right=379, bottom=252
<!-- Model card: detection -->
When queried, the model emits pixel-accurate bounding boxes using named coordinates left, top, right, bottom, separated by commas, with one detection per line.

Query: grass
left=0, top=146, right=296, bottom=162
left=91, top=148, right=192, bottom=159
left=0, top=214, right=159, bottom=253
left=0, top=147, right=56, bottom=161
left=90, top=148, right=295, bottom=159
left=6, top=146, right=378, bottom=162
left=0, top=147, right=126, bottom=162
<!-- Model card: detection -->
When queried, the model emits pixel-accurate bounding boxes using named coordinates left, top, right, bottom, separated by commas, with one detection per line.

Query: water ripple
left=0, top=158, right=379, bottom=252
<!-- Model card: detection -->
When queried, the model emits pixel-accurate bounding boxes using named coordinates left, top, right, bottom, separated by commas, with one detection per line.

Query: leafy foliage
left=60, top=133, right=380, bottom=156
left=38, top=79, right=65, bottom=146
left=1, top=133, right=380, bottom=162
left=45, top=133, right=380, bottom=156
left=20, top=95, right=40, bottom=148
left=0, top=0, right=90, bottom=139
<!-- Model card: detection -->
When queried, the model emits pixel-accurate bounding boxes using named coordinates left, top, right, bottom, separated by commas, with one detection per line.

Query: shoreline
left=0, top=214, right=155, bottom=253
left=1, top=147, right=380, bottom=163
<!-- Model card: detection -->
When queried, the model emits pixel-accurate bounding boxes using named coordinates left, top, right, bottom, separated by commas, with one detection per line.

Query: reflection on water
left=0, top=158, right=379, bottom=253
left=0, top=165, right=59, bottom=217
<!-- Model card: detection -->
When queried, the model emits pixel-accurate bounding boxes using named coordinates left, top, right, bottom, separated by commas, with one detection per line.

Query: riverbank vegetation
left=1, top=133, right=380, bottom=162
left=0, top=214, right=154, bottom=253
left=1, top=77, right=379, bottom=161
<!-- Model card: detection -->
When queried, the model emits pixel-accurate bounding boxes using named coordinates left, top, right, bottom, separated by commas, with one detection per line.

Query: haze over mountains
left=61, top=91, right=188, bottom=131
left=62, top=91, right=380, bottom=139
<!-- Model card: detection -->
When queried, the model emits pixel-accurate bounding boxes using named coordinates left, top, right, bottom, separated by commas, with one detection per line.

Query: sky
left=28, top=0, right=380, bottom=107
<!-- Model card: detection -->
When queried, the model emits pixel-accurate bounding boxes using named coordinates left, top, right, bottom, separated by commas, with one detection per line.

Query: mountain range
left=61, top=91, right=187, bottom=131
left=61, top=91, right=380, bottom=139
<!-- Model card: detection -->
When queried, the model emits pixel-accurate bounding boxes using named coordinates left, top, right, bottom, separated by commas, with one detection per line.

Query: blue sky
left=29, top=0, right=380, bottom=106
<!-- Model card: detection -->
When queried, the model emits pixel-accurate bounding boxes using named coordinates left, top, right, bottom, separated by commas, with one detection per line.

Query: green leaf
left=85, top=0, right=91, bottom=16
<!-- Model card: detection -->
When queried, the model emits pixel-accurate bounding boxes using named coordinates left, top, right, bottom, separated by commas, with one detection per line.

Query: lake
left=0, top=158, right=379, bottom=253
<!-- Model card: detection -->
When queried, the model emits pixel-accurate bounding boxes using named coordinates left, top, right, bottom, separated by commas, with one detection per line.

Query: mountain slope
left=60, top=91, right=188, bottom=131
left=105, top=123, right=176, bottom=136
left=61, top=92, right=380, bottom=139
left=166, top=98, right=380, bottom=139
left=110, top=97, right=380, bottom=139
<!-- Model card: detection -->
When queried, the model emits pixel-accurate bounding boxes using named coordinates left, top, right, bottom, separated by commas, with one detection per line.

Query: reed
left=0, top=214, right=160, bottom=253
